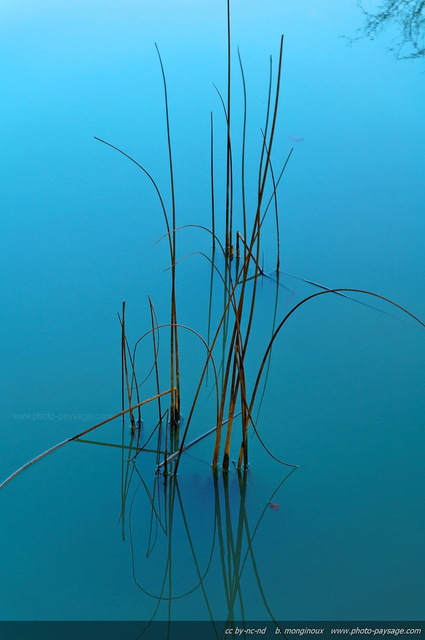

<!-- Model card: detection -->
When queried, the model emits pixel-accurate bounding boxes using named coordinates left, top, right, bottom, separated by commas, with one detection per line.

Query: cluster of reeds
left=93, top=0, right=297, bottom=474
left=1, top=1, right=424, bottom=491
left=93, top=0, right=425, bottom=477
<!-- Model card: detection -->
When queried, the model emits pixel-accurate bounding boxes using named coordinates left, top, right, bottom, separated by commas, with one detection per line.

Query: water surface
left=1, top=0, right=424, bottom=627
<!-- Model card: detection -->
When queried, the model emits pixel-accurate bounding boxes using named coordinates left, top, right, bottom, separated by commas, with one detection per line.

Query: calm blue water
left=1, top=0, right=424, bottom=628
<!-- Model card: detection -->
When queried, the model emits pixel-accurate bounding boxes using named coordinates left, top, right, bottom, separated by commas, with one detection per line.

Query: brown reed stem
left=0, top=389, right=176, bottom=491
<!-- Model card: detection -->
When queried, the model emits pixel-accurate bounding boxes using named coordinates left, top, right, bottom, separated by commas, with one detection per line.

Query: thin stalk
left=249, top=288, right=425, bottom=416
left=121, top=303, right=125, bottom=418
left=252, top=271, right=282, bottom=429
left=173, top=251, right=255, bottom=473
left=236, top=232, right=266, bottom=275
left=121, top=301, right=136, bottom=431
left=232, top=37, right=285, bottom=450
left=93, top=136, right=173, bottom=258
left=221, top=354, right=241, bottom=470
left=131, top=321, right=220, bottom=418
left=156, top=223, right=228, bottom=265
left=164, top=408, right=169, bottom=476
left=149, top=296, right=163, bottom=427
left=213, top=83, right=234, bottom=259
left=206, top=246, right=216, bottom=381
left=213, top=318, right=240, bottom=468
left=251, top=35, right=285, bottom=251
left=155, top=44, right=180, bottom=429
left=119, top=428, right=139, bottom=540
left=118, top=307, right=142, bottom=424
left=156, top=411, right=241, bottom=471
left=0, top=390, right=176, bottom=490
left=120, top=303, right=127, bottom=538
left=236, top=358, right=250, bottom=470
left=267, top=146, right=281, bottom=271
left=258, top=55, right=273, bottom=193
left=237, top=48, right=248, bottom=252
left=261, top=146, right=294, bottom=226
left=129, top=320, right=221, bottom=475
left=169, top=212, right=282, bottom=474
left=225, top=0, right=233, bottom=259
left=217, top=37, right=285, bottom=470
left=280, top=269, right=420, bottom=326
left=129, top=409, right=169, bottom=463
left=239, top=295, right=423, bottom=469
left=210, top=112, right=216, bottom=250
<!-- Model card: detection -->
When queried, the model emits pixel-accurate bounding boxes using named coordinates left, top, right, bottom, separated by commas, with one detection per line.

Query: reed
left=0, top=390, right=175, bottom=490
left=84, top=0, right=294, bottom=476
left=1, top=1, right=424, bottom=492
left=91, top=0, right=424, bottom=476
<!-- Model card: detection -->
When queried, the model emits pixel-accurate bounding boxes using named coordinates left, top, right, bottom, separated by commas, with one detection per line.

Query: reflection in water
left=357, top=0, right=424, bottom=58
left=121, top=450, right=296, bottom=635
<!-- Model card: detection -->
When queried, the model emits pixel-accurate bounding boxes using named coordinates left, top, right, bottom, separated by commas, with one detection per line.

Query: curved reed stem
left=249, top=288, right=425, bottom=415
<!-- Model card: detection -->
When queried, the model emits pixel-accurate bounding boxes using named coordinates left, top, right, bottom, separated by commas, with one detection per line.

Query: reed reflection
left=123, top=453, right=297, bottom=636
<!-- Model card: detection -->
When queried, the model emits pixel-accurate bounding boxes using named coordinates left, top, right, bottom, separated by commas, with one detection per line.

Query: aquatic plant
left=90, top=0, right=424, bottom=476
left=91, top=2, right=294, bottom=474
left=1, top=0, right=424, bottom=492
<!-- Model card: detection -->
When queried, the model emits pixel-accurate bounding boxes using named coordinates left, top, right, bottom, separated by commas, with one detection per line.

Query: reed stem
left=0, top=390, right=176, bottom=490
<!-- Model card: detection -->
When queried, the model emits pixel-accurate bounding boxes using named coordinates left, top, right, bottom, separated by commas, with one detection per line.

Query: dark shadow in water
left=123, top=460, right=297, bottom=638
left=354, top=0, right=424, bottom=59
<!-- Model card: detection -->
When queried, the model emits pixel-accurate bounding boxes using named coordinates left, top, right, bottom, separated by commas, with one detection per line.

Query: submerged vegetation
left=1, top=0, right=424, bottom=493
